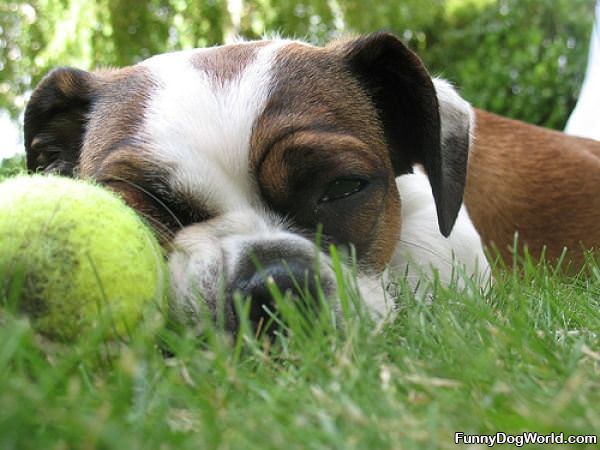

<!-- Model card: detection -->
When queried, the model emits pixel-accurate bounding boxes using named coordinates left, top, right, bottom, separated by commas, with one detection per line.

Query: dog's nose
left=234, top=258, right=320, bottom=330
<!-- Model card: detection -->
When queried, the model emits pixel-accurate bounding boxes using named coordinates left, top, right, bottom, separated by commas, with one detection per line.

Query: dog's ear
left=25, top=68, right=95, bottom=176
left=341, top=32, right=470, bottom=237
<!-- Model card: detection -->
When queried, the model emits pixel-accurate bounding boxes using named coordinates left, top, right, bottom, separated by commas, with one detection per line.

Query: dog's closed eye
left=101, top=177, right=212, bottom=241
left=319, top=178, right=369, bottom=203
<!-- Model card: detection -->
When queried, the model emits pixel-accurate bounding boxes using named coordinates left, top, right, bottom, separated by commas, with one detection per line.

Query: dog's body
left=24, top=33, right=597, bottom=331
left=465, top=109, right=600, bottom=269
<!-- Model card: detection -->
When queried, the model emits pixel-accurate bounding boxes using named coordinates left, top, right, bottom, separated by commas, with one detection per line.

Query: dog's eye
left=319, top=178, right=368, bottom=203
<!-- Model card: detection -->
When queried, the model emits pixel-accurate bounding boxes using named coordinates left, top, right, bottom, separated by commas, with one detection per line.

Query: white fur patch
left=140, top=42, right=288, bottom=213
left=392, top=169, right=490, bottom=290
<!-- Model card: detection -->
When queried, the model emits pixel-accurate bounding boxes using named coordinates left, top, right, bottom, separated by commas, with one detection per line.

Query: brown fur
left=190, top=42, right=267, bottom=86
left=250, top=42, right=401, bottom=271
left=465, top=109, right=600, bottom=269
left=80, top=66, right=156, bottom=177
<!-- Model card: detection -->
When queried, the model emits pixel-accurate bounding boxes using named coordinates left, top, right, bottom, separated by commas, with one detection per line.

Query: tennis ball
left=0, top=175, right=168, bottom=341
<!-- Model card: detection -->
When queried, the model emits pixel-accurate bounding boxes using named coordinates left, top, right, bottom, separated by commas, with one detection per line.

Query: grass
left=0, top=154, right=26, bottom=182
left=1, top=156, right=600, bottom=449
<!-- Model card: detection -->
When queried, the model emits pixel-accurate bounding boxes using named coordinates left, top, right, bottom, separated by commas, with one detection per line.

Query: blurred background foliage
left=0, top=0, right=596, bottom=132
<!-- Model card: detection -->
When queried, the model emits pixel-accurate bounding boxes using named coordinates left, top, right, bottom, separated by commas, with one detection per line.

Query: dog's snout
left=234, top=258, right=320, bottom=329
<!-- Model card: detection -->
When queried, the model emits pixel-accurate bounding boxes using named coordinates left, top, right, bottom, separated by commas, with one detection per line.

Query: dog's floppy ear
left=25, top=67, right=95, bottom=176
left=341, top=32, right=470, bottom=237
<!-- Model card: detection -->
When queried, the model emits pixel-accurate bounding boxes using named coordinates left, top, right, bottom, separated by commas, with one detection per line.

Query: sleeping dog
left=24, top=32, right=491, bottom=331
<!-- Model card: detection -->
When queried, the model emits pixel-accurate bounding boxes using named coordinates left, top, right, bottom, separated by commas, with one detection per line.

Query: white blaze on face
left=139, top=42, right=288, bottom=213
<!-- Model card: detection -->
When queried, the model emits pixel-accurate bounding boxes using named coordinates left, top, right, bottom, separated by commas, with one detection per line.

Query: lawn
left=1, top=157, right=599, bottom=449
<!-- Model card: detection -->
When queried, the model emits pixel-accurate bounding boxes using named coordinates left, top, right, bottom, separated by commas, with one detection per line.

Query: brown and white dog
left=23, top=32, right=546, bottom=331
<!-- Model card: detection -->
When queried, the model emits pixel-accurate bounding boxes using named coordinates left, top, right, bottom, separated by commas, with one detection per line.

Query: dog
left=24, top=32, right=489, bottom=332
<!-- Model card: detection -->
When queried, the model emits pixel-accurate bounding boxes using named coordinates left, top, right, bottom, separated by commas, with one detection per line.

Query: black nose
left=234, top=258, right=320, bottom=331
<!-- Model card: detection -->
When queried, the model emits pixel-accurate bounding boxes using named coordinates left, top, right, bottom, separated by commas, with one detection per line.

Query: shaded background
left=0, top=0, right=596, bottom=160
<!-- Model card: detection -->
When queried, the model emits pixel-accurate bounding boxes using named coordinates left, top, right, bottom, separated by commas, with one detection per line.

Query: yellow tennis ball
left=0, top=175, right=168, bottom=341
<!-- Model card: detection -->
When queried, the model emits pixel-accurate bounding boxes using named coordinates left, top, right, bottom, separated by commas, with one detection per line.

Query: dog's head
left=24, top=32, right=471, bottom=331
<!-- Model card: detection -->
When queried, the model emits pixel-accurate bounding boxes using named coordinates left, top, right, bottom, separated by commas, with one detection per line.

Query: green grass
left=1, top=157, right=599, bottom=449
left=0, top=154, right=26, bottom=181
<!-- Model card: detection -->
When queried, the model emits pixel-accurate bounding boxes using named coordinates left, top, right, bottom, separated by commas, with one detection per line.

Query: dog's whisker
left=103, top=175, right=186, bottom=231
left=136, top=211, right=176, bottom=242
left=397, top=238, right=455, bottom=267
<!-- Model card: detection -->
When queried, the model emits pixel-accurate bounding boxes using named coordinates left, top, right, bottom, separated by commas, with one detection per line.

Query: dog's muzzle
left=168, top=227, right=338, bottom=335
left=231, top=250, right=323, bottom=331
